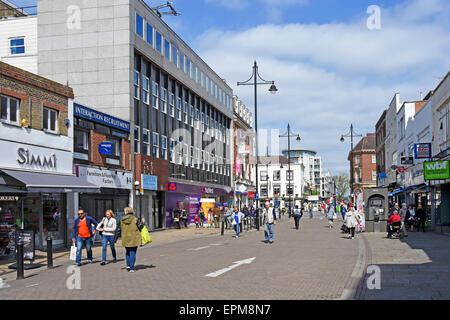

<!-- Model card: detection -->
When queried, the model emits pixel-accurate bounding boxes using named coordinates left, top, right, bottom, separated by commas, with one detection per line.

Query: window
left=168, top=92, right=174, bottom=117
left=155, top=31, right=162, bottom=54
left=260, top=185, right=268, bottom=197
left=273, top=170, right=281, bottom=181
left=136, top=13, right=144, bottom=38
left=10, top=38, right=25, bottom=55
left=161, top=136, right=167, bottom=160
left=74, top=130, right=89, bottom=160
left=107, top=137, right=121, bottom=158
left=142, top=75, right=149, bottom=104
left=179, top=54, right=184, bottom=72
left=152, top=81, right=158, bottom=109
left=169, top=139, right=175, bottom=163
left=183, top=101, right=188, bottom=124
left=355, top=155, right=360, bottom=164
left=192, top=65, right=197, bottom=81
left=190, top=146, right=194, bottom=167
left=160, top=87, right=167, bottom=113
left=189, top=105, right=193, bottom=127
left=134, top=71, right=140, bottom=100
left=287, top=186, right=294, bottom=196
left=176, top=97, right=181, bottom=121
left=146, top=23, right=153, bottom=46
left=0, top=95, right=19, bottom=125
left=200, top=112, right=204, bottom=133
left=152, top=132, right=159, bottom=157
left=198, top=70, right=202, bottom=85
left=171, top=46, right=178, bottom=66
left=164, top=39, right=170, bottom=60
left=184, top=144, right=189, bottom=166
left=260, top=171, right=268, bottom=181
left=185, top=58, right=191, bottom=77
left=372, top=170, right=377, bottom=181
left=43, top=107, right=58, bottom=133
left=286, top=170, right=294, bottom=181
left=273, top=185, right=281, bottom=196
left=372, top=154, right=376, bottom=164
left=142, top=129, right=150, bottom=156
left=134, top=126, right=140, bottom=154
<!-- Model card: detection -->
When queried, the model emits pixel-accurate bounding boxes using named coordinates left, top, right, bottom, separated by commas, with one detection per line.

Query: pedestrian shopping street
left=1, top=212, right=449, bottom=300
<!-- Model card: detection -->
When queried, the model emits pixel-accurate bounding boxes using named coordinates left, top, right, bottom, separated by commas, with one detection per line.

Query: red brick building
left=348, top=133, right=377, bottom=194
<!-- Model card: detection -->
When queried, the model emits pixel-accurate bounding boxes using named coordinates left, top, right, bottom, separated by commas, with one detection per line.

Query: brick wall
left=0, top=61, right=72, bottom=136
left=135, top=154, right=169, bottom=191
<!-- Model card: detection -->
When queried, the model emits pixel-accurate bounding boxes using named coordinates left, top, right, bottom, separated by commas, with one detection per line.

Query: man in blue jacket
left=263, top=203, right=277, bottom=244
left=72, top=209, right=98, bottom=266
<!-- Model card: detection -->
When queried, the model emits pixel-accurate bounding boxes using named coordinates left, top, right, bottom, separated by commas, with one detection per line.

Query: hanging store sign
left=98, top=142, right=114, bottom=155
left=141, top=174, right=158, bottom=190
left=0, top=196, right=19, bottom=201
left=424, top=160, right=450, bottom=180
left=414, top=143, right=432, bottom=159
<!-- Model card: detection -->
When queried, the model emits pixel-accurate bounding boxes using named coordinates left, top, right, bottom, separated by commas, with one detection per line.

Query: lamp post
left=340, top=124, right=362, bottom=203
left=237, top=61, right=277, bottom=230
left=279, top=124, right=301, bottom=218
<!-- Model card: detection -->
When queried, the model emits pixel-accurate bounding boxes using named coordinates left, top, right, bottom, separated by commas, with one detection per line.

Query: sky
left=11, top=0, right=450, bottom=175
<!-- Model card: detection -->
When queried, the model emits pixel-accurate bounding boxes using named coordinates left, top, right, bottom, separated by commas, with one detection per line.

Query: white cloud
left=194, top=0, right=450, bottom=174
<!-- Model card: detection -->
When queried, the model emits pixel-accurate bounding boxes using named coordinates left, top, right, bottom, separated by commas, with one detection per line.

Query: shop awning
left=0, top=185, right=27, bottom=194
left=388, top=183, right=427, bottom=196
left=1, top=169, right=100, bottom=193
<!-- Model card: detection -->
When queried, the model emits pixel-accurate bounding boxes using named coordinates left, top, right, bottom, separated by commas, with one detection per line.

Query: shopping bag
left=69, top=244, right=77, bottom=261
left=141, top=226, right=152, bottom=245
left=425, top=219, right=430, bottom=229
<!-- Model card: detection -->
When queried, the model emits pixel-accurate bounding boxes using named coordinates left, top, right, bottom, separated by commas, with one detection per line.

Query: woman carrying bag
left=96, top=209, right=117, bottom=265
left=120, top=207, right=142, bottom=273
left=344, top=208, right=360, bottom=239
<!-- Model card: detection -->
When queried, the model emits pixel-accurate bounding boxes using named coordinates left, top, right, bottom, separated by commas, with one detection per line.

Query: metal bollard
left=16, top=240, right=24, bottom=280
left=221, top=218, right=224, bottom=236
left=47, top=236, right=53, bottom=268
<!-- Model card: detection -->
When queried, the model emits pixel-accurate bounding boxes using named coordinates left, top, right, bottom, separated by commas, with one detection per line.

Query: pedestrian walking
left=72, top=209, right=98, bottom=266
left=416, top=204, right=426, bottom=232
left=181, top=209, right=188, bottom=228
left=120, top=207, right=142, bottom=272
left=292, top=205, right=303, bottom=230
left=194, top=213, right=201, bottom=228
left=96, top=209, right=117, bottom=265
left=405, top=205, right=416, bottom=232
left=344, top=208, right=360, bottom=239
left=327, top=206, right=336, bottom=228
left=199, top=207, right=205, bottom=228
left=341, top=203, right=347, bottom=220
left=231, top=208, right=244, bottom=238
left=399, top=203, right=409, bottom=237
left=173, top=210, right=181, bottom=229
left=224, top=206, right=233, bottom=229
left=309, top=202, right=313, bottom=219
left=213, top=206, right=221, bottom=228
left=263, top=203, right=277, bottom=244
left=207, top=208, right=214, bottom=228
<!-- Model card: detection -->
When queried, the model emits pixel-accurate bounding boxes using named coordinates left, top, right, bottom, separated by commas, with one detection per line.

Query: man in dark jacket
left=72, top=209, right=98, bottom=266
left=416, top=204, right=427, bottom=232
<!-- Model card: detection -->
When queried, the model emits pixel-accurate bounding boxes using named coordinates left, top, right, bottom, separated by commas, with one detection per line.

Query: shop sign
left=0, top=196, right=19, bottom=201
left=74, top=103, right=130, bottom=132
left=76, top=166, right=132, bottom=189
left=167, top=182, right=177, bottom=191
left=202, top=187, right=214, bottom=194
left=17, top=148, right=56, bottom=169
left=424, top=160, right=450, bottom=180
left=141, top=174, right=158, bottom=190
left=238, top=145, right=250, bottom=154
left=414, top=143, right=432, bottom=159
left=401, top=157, right=414, bottom=165
left=98, top=142, right=113, bottom=155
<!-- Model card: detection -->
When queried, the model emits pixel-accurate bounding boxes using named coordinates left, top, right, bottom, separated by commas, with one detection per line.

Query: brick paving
left=355, top=230, right=450, bottom=300
left=0, top=213, right=362, bottom=300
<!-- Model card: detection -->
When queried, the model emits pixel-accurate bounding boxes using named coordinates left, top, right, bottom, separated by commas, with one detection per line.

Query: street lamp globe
left=340, top=136, right=345, bottom=143
left=268, top=84, right=278, bottom=94
left=296, top=136, right=301, bottom=141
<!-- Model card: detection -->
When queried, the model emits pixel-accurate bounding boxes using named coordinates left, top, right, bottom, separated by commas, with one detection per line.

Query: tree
left=333, top=173, right=350, bottom=201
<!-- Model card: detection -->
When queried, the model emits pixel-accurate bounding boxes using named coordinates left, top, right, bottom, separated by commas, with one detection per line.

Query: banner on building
left=423, top=160, right=450, bottom=180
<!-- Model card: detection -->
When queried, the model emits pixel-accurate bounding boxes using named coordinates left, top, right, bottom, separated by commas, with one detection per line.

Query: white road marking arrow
left=205, top=257, right=256, bottom=278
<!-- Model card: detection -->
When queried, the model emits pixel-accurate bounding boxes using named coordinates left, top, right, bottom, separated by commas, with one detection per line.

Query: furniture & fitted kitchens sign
left=75, top=166, right=132, bottom=189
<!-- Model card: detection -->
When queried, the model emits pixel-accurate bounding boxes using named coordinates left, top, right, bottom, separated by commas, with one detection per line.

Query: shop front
left=165, top=182, right=232, bottom=228
left=75, top=165, right=132, bottom=236
left=0, top=169, right=98, bottom=252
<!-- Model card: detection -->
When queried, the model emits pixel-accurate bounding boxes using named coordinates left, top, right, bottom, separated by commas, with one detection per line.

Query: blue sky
left=10, top=0, right=450, bottom=176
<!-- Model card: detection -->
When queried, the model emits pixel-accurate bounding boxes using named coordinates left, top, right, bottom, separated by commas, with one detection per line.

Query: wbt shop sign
left=424, top=161, right=450, bottom=181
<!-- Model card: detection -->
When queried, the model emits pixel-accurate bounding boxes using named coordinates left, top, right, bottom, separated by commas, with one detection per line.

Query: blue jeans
left=264, top=223, right=274, bottom=243
left=76, top=237, right=92, bottom=264
left=309, top=210, right=313, bottom=218
left=102, top=235, right=116, bottom=262
left=234, top=223, right=240, bottom=237
left=125, top=247, right=138, bottom=270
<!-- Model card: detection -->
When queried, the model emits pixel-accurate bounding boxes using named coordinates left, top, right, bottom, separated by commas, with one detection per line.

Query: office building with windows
left=35, top=0, right=234, bottom=228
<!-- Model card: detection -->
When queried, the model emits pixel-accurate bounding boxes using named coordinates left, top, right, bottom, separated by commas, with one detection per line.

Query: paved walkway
left=355, top=230, right=450, bottom=299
